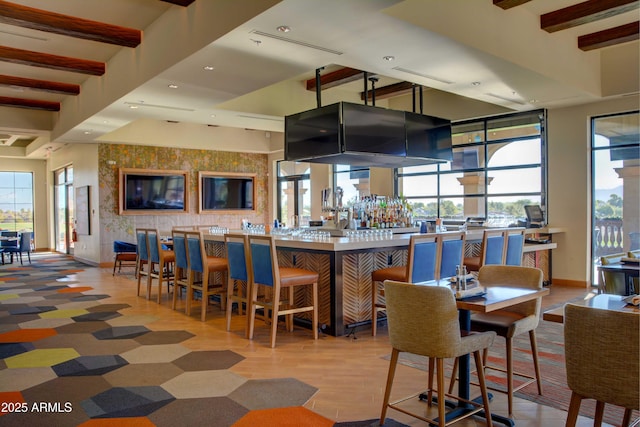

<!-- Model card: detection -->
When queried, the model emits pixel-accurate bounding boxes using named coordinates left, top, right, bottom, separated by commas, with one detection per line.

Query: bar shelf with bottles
left=351, top=195, right=414, bottom=229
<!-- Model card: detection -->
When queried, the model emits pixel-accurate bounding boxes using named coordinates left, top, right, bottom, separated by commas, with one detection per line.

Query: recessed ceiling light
left=129, top=105, right=138, bottom=109
left=168, top=84, right=178, bottom=89
left=203, top=66, right=215, bottom=71
left=277, top=25, right=291, bottom=33
left=529, top=99, right=539, bottom=103
left=210, top=114, right=216, bottom=118
left=471, top=81, right=481, bottom=86
left=84, top=131, right=92, bottom=135
left=383, top=56, right=395, bottom=61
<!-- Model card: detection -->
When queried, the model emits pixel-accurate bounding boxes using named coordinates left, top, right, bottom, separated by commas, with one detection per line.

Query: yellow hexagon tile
left=40, top=308, right=89, bottom=318
left=5, top=348, right=80, bottom=368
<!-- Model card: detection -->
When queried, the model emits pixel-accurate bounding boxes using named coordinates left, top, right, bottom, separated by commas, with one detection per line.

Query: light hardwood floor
left=86, top=266, right=608, bottom=426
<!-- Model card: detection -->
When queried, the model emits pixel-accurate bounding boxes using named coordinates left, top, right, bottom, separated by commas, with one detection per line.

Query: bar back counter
left=203, top=227, right=564, bottom=336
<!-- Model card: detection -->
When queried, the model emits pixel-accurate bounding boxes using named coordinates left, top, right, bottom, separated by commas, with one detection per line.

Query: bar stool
left=439, top=231, right=466, bottom=279
left=147, top=229, right=175, bottom=303
left=460, top=265, right=544, bottom=416
left=135, top=228, right=151, bottom=298
left=381, top=281, right=495, bottom=427
left=371, top=233, right=440, bottom=336
left=171, top=230, right=190, bottom=312
left=247, top=234, right=318, bottom=348
left=463, top=228, right=507, bottom=272
left=504, top=227, right=525, bottom=266
left=224, top=233, right=252, bottom=336
left=185, top=231, right=228, bottom=321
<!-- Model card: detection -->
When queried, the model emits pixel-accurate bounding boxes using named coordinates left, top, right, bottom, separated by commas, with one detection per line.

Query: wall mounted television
left=198, top=172, right=256, bottom=213
left=119, top=168, right=189, bottom=215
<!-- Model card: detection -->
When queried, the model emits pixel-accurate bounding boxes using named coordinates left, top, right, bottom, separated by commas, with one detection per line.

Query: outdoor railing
left=594, top=218, right=624, bottom=257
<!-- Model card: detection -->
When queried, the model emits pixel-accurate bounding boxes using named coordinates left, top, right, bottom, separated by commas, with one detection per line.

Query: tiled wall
left=98, top=143, right=268, bottom=263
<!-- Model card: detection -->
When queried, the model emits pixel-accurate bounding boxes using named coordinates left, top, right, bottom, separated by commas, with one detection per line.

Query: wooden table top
left=543, top=293, right=640, bottom=323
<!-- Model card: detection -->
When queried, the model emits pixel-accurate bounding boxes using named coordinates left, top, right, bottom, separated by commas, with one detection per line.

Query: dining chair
left=5, top=231, right=32, bottom=265
left=247, top=234, right=318, bottom=348
left=171, top=230, right=190, bottom=312
left=564, top=303, right=639, bottom=427
left=463, top=228, right=508, bottom=272
left=464, top=264, right=544, bottom=416
left=504, top=227, right=525, bottom=266
left=599, top=253, right=627, bottom=295
left=371, top=233, right=440, bottom=336
left=112, top=240, right=137, bottom=276
left=185, top=231, right=228, bottom=321
left=147, top=229, right=175, bottom=304
left=224, top=233, right=252, bottom=336
left=135, top=228, right=151, bottom=297
left=380, top=281, right=495, bottom=427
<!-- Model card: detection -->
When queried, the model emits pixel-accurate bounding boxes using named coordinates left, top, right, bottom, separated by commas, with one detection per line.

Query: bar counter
left=203, top=227, right=564, bottom=336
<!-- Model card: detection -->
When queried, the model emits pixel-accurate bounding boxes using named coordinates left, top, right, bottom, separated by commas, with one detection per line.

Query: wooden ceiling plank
left=0, top=0, right=141, bottom=48
left=0, top=46, right=105, bottom=76
left=361, top=81, right=415, bottom=101
left=578, top=21, right=640, bottom=50
left=0, top=96, right=60, bottom=111
left=541, top=0, right=639, bottom=33
left=160, top=0, right=196, bottom=6
left=493, top=0, right=532, bottom=10
left=0, top=74, right=80, bottom=95
left=306, top=67, right=364, bottom=91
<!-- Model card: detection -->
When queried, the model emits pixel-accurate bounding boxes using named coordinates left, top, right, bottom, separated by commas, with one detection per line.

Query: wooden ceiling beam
left=493, top=0, right=532, bottom=10
left=0, top=0, right=141, bottom=47
left=306, top=67, right=364, bottom=91
left=578, top=21, right=640, bottom=50
left=0, top=75, right=80, bottom=95
left=160, top=0, right=196, bottom=6
left=361, top=81, right=415, bottom=101
left=541, top=0, right=639, bottom=33
left=0, top=46, right=105, bottom=76
left=0, top=96, right=60, bottom=111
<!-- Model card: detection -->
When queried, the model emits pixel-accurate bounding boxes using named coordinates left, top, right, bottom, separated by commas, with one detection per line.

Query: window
left=333, top=164, right=370, bottom=207
left=397, top=110, right=546, bottom=227
left=0, top=171, right=34, bottom=232
left=591, top=111, right=640, bottom=286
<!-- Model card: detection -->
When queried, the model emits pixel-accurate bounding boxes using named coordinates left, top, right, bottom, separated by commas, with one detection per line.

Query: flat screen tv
left=119, top=168, right=189, bottom=215
left=199, top=172, right=255, bottom=212
left=405, top=111, right=453, bottom=161
left=284, top=103, right=341, bottom=162
left=342, top=102, right=406, bottom=156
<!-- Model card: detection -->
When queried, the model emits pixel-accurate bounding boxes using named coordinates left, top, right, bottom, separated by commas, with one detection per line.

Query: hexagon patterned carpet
left=0, top=254, right=408, bottom=427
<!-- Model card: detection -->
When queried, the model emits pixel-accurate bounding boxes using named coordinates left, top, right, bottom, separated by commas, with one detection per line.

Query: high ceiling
left=0, top=0, right=638, bottom=159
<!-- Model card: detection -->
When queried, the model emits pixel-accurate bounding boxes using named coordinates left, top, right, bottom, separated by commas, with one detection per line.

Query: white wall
left=547, top=95, right=639, bottom=285
left=48, top=144, right=100, bottom=265
left=0, top=158, right=48, bottom=251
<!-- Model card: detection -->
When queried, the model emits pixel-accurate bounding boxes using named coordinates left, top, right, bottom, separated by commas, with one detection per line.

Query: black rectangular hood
left=284, top=102, right=452, bottom=167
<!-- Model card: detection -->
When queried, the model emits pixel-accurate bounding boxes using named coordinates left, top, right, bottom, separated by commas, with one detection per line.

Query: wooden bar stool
left=147, top=229, right=175, bottom=304
left=371, top=233, right=440, bottom=336
left=247, top=234, right=318, bottom=348
left=224, top=233, right=252, bottom=336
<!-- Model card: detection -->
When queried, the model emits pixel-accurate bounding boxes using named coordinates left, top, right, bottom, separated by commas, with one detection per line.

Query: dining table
left=543, top=292, right=640, bottom=323
left=416, top=279, right=550, bottom=427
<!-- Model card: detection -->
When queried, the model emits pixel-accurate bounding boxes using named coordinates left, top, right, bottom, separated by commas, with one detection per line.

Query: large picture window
left=0, top=171, right=34, bottom=232
left=397, top=110, right=546, bottom=227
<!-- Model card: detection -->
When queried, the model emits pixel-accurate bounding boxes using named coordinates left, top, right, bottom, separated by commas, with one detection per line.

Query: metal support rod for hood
left=369, top=76, right=378, bottom=106
left=412, top=84, right=417, bottom=113
left=315, top=67, right=324, bottom=108
left=419, top=85, right=423, bottom=114
left=363, top=72, right=369, bottom=105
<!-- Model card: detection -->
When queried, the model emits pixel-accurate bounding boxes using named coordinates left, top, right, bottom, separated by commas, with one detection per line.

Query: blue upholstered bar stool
left=439, top=231, right=466, bottom=279
left=224, top=233, right=252, bottom=336
left=371, top=233, right=440, bottom=336
left=135, top=228, right=151, bottom=298
left=463, top=228, right=507, bottom=272
left=247, top=234, right=318, bottom=348
left=171, top=230, right=190, bottom=312
left=504, top=227, right=525, bottom=266
left=147, top=229, right=175, bottom=304
left=185, top=231, right=228, bottom=322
